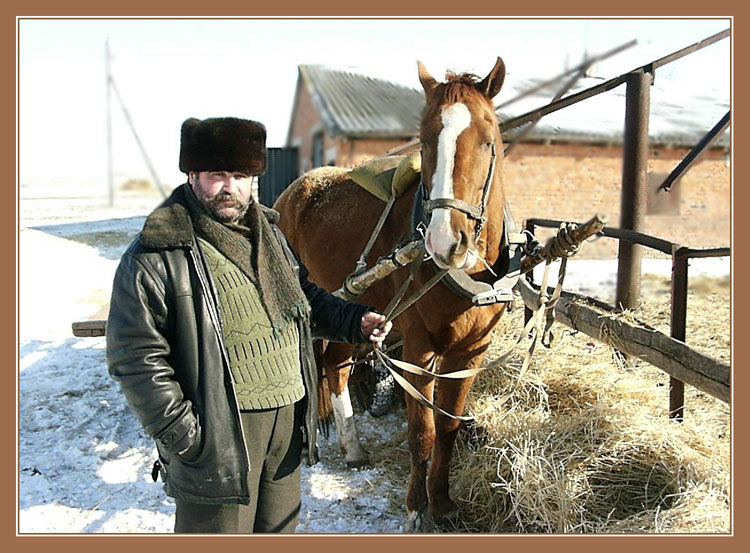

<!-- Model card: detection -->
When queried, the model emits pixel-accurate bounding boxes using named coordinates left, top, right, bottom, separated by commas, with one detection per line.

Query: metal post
left=615, top=70, right=652, bottom=310
left=524, top=219, right=536, bottom=327
left=105, top=38, right=114, bottom=207
left=670, top=249, right=688, bottom=421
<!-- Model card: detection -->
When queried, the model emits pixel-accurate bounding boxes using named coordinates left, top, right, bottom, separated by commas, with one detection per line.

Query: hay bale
left=452, top=277, right=730, bottom=533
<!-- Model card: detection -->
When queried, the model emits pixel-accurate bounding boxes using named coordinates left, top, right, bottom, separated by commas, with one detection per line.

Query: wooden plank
left=72, top=320, right=107, bottom=337
left=517, top=278, right=730, bottom=403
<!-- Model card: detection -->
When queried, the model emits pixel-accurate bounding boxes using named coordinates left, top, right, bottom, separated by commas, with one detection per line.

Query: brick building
left=285, top=65, right=730, bottom=258
left=286, top=65, right=423, bottom=172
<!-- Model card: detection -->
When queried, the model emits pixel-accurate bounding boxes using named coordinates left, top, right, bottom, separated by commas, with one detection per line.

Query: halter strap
left=421, top=142, right=497, bottom=240
left=423, top=197, right=484, bottom=220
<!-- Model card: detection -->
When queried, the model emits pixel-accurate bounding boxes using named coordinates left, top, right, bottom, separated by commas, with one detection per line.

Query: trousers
left=174, top=401, right=303, bottom=533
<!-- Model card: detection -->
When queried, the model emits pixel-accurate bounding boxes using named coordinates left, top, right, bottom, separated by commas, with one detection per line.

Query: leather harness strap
left=373, top=254, right=568, bottom=421
left=422, top=142, right=497, bottom=241
left=414, top=183, right=525, bottom=306
left=412, top=142, right=525, bottom=306
left=423, top=197, right=484, bottom=221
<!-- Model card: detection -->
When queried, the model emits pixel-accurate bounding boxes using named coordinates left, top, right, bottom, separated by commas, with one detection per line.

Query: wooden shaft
left=333, top=213, right=605, bottom=302
left=333, top=240, right=426, bottom=300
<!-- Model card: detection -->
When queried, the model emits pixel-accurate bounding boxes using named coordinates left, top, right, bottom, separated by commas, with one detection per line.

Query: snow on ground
left=531, top=255, right=730, bottom=301
left=17, top=189, right=729, bottom=534
left=18, top=190, right=409, bottom=534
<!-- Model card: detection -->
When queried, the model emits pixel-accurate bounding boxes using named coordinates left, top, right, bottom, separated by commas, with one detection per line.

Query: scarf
left=184, top=183, right=310, bottom=335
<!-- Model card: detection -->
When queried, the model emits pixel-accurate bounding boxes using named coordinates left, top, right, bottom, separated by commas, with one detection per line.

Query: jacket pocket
left=157, top=406, right=201, bottom=457
left=176, top=413, right=203, bottom=463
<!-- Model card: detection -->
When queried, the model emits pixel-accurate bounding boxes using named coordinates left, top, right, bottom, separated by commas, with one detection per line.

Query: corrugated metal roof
left=299, top=65, right=425, bottom=138
left=299, top=65, right=729, bottom=149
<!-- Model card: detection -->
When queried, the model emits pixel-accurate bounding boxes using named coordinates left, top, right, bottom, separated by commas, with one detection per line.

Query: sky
left=17, top=18, right=731, bottom=191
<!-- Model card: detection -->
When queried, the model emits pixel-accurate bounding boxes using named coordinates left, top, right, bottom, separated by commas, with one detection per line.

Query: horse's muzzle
left=427, top=228, right=476, bottom=270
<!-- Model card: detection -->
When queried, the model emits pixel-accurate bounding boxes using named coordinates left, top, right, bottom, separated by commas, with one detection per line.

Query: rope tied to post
left=533, top=222, right=582, bottom=347
left=541, top=222, right=582, bottom=261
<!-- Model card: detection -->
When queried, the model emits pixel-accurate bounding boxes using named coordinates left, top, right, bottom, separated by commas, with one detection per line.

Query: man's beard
left=195, top=190, right=250, bottom=224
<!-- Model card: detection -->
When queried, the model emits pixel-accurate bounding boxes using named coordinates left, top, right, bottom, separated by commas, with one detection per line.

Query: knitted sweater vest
left=198, top=237, right=305, bottom=410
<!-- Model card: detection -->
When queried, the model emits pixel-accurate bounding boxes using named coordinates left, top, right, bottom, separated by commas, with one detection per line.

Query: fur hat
left=179, top=117, right=267, bottom=175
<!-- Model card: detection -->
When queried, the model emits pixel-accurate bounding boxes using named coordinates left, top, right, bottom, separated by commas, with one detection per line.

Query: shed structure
left=285, top=64, right=730, bottom=258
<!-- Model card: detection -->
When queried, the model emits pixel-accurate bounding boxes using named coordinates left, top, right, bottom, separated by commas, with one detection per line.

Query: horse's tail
left=314, top=340, right=334, bottom=439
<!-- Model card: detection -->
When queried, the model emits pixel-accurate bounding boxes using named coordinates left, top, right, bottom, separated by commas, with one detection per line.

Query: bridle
left=421, top=141, right=497, bottom=241
left=411, top=138, right=523, bottom=307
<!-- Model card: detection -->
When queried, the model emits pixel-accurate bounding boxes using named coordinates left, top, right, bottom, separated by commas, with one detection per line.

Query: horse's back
left=273, top=166, right=388, bottom=292
left=273, top=166, right=349, bottom=239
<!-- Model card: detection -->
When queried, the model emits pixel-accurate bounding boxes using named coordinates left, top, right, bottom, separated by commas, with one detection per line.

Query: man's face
left=189, top=171, right=255, bottom=224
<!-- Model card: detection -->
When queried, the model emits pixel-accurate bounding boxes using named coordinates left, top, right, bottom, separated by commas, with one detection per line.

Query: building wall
left=286, top=79, right=322, bottom=174
left=334, top=138, right=414, bottom=168
left=287, top=80, right=730, bottom=260
left=502, top=143, right=731, bottom=258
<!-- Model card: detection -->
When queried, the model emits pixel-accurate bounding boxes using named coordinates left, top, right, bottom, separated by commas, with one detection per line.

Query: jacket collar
left=139, top=183, right=281, bottom=250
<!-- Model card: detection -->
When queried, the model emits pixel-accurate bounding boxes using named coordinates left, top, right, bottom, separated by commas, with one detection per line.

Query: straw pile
left=450, top=274, right=730, bottom=533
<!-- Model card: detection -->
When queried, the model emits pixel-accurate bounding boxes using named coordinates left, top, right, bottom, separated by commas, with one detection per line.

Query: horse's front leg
left=401, top=338, right=437, bottom=532
left=323, top=342, right=370, bottom=468
left=428, top=351, right=484, bottom=527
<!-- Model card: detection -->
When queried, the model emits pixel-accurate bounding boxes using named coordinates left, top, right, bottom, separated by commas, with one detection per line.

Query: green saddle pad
left=349, top=153, right=421, bottom=202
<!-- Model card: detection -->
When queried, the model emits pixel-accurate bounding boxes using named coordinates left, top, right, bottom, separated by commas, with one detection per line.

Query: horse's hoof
left=345, top=458, right=372, bottom=469
left=432, top=507, right=461, bottom=531
left=404, top=508, right=435, bottom=533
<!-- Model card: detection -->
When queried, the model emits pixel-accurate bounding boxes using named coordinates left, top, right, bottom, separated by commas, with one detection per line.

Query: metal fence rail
left=500, top=28, right=730, bottom=134
left=524, top=217, right=730, bottom=418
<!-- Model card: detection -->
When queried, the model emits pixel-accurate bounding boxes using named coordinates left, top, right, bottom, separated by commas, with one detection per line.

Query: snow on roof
left=499, top=74, right=730, bottom=148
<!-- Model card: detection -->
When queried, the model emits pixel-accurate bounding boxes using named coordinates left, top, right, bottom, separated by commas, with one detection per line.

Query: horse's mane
left=423, top=71, right=493, bottom=121
left=445, top=72, right=480, bottom=85
left=442, top=72, right=483, bottom=104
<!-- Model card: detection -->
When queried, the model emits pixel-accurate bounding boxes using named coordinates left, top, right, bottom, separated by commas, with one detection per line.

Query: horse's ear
left=417, top=60, right=439, bottom=96
left=477, top=56, right=506, bottom=99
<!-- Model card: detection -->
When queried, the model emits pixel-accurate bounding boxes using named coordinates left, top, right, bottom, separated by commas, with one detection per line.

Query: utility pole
left=104, top=39, right=167, bottom=201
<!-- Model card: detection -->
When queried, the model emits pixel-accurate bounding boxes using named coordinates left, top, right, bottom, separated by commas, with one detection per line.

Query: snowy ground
left=17, top=188, right=730, bottom=534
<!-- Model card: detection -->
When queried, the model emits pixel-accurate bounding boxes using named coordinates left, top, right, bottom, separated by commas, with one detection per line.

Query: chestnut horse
left=274, top=57, right=508, bottom=531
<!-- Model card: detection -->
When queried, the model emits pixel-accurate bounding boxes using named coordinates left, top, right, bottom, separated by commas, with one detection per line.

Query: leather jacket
left=106, top=185, right=368, bottom=505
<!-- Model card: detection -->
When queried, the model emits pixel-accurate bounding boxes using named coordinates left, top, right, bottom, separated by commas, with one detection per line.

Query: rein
left=370, top=218, right=590, bottom=420
left=373, top=254, right=569, bottom=421
left=337, top=139, right=581, bottom=420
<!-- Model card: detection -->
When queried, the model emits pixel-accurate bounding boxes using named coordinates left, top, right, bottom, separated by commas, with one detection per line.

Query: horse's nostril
left=449, top=231, right=469, bottom=258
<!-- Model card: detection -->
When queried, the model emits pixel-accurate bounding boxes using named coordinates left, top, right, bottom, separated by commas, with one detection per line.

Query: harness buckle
left=472, top=287, right=515, bottom=306
left=470, top=236, right=523, bottom=306
left=508, top=232, right=527, bottom=245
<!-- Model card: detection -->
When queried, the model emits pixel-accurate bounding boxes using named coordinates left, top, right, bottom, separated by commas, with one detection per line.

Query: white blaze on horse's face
left=425, top=102, right=478, bottom=271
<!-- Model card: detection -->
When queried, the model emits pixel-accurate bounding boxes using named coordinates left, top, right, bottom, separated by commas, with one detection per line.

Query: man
left=106, top=116, right=391, bottom=534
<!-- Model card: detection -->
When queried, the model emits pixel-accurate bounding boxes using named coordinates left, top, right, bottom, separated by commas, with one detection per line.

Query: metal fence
left=524, top=219, right=730, bottom=419
left=258, top=147, right=299, bottom=207
left=513, top=29, right=731, bottom=419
